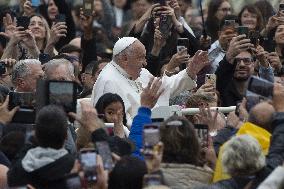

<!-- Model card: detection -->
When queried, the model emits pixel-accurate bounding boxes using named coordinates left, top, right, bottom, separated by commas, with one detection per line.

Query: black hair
left=95, top=93, right=127, bottom=126
left=108, top=156, right=147, bottom=189
left=35, top=105, right=68, bottom=149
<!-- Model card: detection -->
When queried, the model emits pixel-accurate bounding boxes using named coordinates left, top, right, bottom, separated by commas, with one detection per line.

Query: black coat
left=7, top=153, right=75, bottom=189
left=215, top=57, right=243, bottom=106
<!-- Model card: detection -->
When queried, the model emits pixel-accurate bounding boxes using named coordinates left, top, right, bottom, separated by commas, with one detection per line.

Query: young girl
left=95, top=93, right=130, bottom=138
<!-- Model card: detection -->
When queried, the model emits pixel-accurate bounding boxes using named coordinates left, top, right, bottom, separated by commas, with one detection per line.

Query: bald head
left=248, top=102, right=275, bottom=132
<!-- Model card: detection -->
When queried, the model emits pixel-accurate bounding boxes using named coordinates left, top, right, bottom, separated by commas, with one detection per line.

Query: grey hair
left=12, top=59, right=41, bottom=85
left=222, top=135, right=266, bottom=176
left=44, top=58, right=75, bottom=80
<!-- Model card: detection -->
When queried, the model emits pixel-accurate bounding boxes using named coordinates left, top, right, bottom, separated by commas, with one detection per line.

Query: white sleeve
left=161, top=69, right=197, bottom=98
left=258, top=166, right=284, bottom=189
left=179, top=16, right=196, bottom=37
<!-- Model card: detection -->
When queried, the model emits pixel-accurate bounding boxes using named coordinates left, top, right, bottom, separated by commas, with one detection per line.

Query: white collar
left=111, top=61, right=132, bottom=80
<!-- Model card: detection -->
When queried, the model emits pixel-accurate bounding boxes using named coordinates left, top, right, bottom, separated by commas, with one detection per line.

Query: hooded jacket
left=7, top=147, right=75, bottom=188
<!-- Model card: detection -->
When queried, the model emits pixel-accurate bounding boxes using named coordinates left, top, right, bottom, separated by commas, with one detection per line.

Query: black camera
left=159, top=15, right=172, bottom=38
left=0, top=61, right=6, bottom=76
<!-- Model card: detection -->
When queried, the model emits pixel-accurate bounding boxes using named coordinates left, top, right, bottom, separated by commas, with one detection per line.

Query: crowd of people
left=0, top=0, right=284, bottom=188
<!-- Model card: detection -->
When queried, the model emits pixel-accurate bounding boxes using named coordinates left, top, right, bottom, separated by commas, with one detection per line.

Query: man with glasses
left=216, top=35, right=274, bottom=106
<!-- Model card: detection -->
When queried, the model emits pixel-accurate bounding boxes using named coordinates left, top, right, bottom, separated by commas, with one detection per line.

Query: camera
left=79, top=148, right=97, bottom=182
left=0, top=61, right=6, bottom=76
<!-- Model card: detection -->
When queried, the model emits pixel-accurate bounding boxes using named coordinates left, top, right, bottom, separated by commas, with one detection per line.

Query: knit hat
left=113, top=37, right=137, bottom=56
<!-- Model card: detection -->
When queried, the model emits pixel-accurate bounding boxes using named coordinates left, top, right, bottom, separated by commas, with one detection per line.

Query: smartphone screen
left=159, top=15, right=172, bottom=38
left=237, top=26, right=249, bottom=37
left=249, top=30, right=259, bottom=47
left=96, top=141, right=114, bottom=171
left=143, top=124, right=160, bottom=147
left=48, top=81, right=76, bottom=112
left=9, top=92, right=35, bottom=110
left=247, top=76, right=273, bottom=99
left=65, top=173, right=82, bottom=189
left=83, top=0, right=94, bottom=16
left=177, top=38, right=189, bottom=53
left=194, top=124, right=208, bottom=148
left=79, top=149, right=97, bottom=182
left=31, top=0, right=40, bottom=7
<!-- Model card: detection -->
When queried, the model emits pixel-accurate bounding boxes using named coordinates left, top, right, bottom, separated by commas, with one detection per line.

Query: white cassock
left=91, top=61, right=197, bottom=125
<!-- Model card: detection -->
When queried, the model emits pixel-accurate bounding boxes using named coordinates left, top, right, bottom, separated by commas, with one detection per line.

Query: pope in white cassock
left=91, top=37, right=209, bottom=125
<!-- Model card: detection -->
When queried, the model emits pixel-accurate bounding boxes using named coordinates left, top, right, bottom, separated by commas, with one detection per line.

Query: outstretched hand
left=140, top=77, right=164, bottom=109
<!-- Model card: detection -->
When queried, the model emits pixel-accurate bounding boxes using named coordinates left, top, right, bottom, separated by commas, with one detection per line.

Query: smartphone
left=8, top=92, right=35, bottom=110
left=205, top=74, right=216, bottom=88
left=0, top=61, right=6, bottom=76
left=17, top=16, right=30, bottom=30
left=79, top=148, right=97, bottom=182
left=143, top=174, right=162, bottom=187
left=143, top=124, right=160, bottom=147
left=65, top=173, right=82, bottom=189
left=154, top=0, right=166, bottom=5
left=96, top=141, right=114, bottom=171
left=55, top=14, right=66, bottom=23
left=83, top=0, right=94, bottom=16
left=224, top=20, right=236, bottom=32
left=280, top=3, right=284, bottom=12
left=194, top=124, right=208, bottom=147
left=177, top=38, right=189, bottom=53
left=247, top=76, right=273, bottom=99
left=245, top=91, right=261, bottom=112
left=31, top=0, right=41, bottom=7
left=237, top=26, right=249, bottom=37
left=249, top=30, right=259, bottom=47
left=263, top=39, right=275, bottom=53
left=48, top=81, right=77, bottom=113
left=159, top=15, right=172, bottom=38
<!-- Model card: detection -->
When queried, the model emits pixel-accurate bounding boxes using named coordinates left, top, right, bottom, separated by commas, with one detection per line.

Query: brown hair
left=160, top=116, right=202, bottom=166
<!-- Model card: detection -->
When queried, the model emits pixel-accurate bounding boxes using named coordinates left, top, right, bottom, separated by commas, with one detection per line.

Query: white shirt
left=91, top=61, right=197, bottom=125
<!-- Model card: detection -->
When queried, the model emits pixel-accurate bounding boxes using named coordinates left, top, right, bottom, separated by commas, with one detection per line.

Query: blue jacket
left=128, top=107, right=152, bottom=159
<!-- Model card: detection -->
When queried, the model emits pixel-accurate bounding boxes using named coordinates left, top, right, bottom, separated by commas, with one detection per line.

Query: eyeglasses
left=218, top=8, right=231, bottom=12
left=235, top=57, right=254, bottom=65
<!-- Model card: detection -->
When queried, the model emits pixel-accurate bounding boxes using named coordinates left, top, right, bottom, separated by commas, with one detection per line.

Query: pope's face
left=125, top=41, right=147, bottom=80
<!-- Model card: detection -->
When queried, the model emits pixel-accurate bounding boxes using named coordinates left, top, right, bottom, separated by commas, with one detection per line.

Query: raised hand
left=48, top=22, right=67, bottom=45
left=226, top=35, right=253, bottom=64
left=0, top=13, right=17, bottom=39
left=140, top=77, right=164, bottom=109
left=23, top=0, right=36, bottom=17
left=186, top=50, right=209, bottom=79
left=69, top=101, right=103, bottom=133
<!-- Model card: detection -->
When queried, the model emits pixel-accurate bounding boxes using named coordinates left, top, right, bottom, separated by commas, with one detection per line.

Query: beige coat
left=161, top=163, right=213, bottom=189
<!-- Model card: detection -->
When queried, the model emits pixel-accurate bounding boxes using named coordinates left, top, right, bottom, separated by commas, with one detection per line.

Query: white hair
left=222, top=134, right=266, bottom=176
left=44, top=58, right=75, bottom=80
left=12, top=59, right=41, bottom=85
